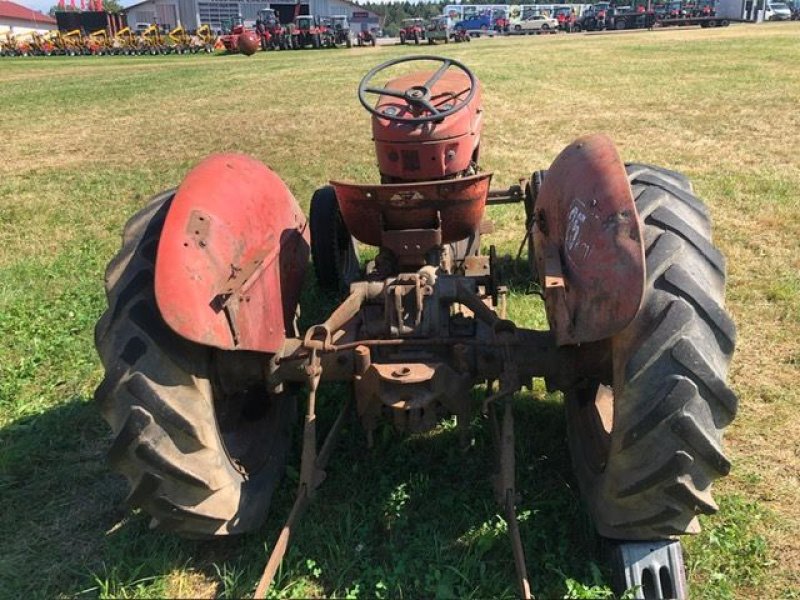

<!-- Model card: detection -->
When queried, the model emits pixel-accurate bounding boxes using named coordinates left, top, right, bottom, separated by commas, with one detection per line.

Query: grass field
left=1, top=22, right=799, bottom=599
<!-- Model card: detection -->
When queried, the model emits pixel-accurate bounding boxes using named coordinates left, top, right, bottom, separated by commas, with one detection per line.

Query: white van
left=766, top=1, right=792, bottom=19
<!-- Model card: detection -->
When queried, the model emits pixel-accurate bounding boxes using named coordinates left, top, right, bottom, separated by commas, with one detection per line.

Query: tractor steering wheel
left=358, top=55, right=477, bottom=125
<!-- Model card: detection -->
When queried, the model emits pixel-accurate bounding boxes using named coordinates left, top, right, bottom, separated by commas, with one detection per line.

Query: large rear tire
left=95, top=192, right=295, bottom=536
left=566, top=164, right=737, bottom=540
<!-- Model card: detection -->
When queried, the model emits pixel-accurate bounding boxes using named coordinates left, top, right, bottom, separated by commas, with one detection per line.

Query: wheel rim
left=212, top=375, right=287, bottom=476
left=570, top=381, right=614, bottom=474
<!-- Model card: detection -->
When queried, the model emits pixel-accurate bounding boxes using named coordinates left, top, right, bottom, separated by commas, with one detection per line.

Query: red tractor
left=291, top=14, right=329, bottom=49
left=398, top=17, right=426, bottom=44
left=256, top=8, right=293, bottom=50
left=218, top=18, right=260, bottom=55
left=555, top=7, right=578, bottom=31
left=95, top=56, right=737, bottom=598
left=356, top=27, right=378, bottom=46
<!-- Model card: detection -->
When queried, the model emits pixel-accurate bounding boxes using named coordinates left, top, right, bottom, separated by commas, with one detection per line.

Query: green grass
left=1, top=23, right=799, bottom=598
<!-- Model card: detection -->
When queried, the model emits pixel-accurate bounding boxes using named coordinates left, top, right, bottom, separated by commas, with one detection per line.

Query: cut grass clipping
left=1, top=22, right=799, bottom=598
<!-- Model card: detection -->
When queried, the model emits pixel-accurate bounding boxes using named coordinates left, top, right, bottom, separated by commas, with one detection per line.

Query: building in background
left=0, top=0, right=57, bottom=34
left=124, top=0, right=381, bottom=33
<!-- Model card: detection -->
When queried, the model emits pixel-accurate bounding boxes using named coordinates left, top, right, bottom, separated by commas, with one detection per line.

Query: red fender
left=155, top=153, right=309, bottom=353
left=533, top=134, right=645, bottom=346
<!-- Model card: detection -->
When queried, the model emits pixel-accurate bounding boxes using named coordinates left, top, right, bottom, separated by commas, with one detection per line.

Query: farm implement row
left=0, top=25, right=216, bottom=57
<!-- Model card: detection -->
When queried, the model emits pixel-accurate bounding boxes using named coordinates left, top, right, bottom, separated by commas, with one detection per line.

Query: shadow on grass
left=0, top=270, right=604, bottom=598
left=0, top=384, right=611, bottom=598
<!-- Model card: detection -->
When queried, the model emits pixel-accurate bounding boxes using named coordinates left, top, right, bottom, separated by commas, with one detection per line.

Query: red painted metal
left=237, top=31, right=260, bottom=55
left=533, top=134, right=644, bottom=346
left=155, top=153, right=310, bottom=353
left=372, top=70, right=483, bottom=180
left=331, top=172, right=492, bottom=247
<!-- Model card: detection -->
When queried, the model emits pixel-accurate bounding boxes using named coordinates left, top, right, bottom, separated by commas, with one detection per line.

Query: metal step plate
left=609, top=539, right=687, bottom=599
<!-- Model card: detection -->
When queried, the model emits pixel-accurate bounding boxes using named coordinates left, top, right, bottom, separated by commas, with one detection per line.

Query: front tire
left=310, top=186, right=360, bottom=293
left=566, top=164, right=737, bottom=540
left=95, top=192, right=295, bottom=536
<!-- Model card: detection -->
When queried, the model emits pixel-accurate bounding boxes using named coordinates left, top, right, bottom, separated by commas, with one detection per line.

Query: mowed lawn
left=1, top=22, right=798, bottom=599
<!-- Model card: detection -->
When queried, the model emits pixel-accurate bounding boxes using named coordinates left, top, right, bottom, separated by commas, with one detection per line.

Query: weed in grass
left=685, top=494, right=773, bottom=599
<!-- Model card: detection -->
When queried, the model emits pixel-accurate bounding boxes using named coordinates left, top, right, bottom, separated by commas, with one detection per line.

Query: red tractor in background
left=356, top=28, right=378, bottom=46
left=218, top=18, right=260, bottom=55
left=291, top=14, right=329, bottom=49
left=399, top=17, right=426, bottom=44
left=95, top=56, right=738, bottom=599
left=256, top=8, right=293, bottom=50
left=555, top=7, right=578, bottom=31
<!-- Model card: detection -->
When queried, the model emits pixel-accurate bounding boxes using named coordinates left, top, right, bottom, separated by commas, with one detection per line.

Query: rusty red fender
left=155, top=153, right=310, bottom=353
left=533, top=134, right=645, bottom=346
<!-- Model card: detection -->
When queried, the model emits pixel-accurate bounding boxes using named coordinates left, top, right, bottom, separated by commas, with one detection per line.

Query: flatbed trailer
left=657, top=15, right=731, bottom=26
left=606, top=11, right=731, bottom=30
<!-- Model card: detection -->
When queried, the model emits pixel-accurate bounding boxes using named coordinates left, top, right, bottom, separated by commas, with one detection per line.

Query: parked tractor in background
left=328, top=15, right=353, bottom=47
left=492, top=6, right=511, bottom=31
left=426, top=15, right=452, bottom=44
left=554, top=6, right=578, bottom=31
left=356, top=28, right=377, bottom=46
left=256, top=8, right=293, bottom=50
left=95, top=55, right=738, bottom=600
left=575, top=4, right=609, bottom=30
left=292, top=15, right=328, bottom=49
left=399, top=17, right=426, bottom=44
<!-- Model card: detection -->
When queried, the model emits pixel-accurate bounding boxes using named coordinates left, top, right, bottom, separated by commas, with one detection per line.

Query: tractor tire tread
left=566, top=165, right=737, bottom=540
left=95, top=193, right=291, bottom=537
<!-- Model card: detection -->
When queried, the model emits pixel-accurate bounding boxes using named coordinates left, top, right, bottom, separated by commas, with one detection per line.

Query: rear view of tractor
left=257, top=8, right=293, bottom=50
left=328, top=15, right=353, bottom=47
left=95, top=56, right=737, bottom=598
left=399, top=18, right=426, bottom=44
left=291, top=15, right=327, bottom=49
left=356, top=28, right=377, bottom=46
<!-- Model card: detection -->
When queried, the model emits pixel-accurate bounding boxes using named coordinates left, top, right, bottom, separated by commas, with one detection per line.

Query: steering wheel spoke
left=364, top=87, right=407, bottom=99
left=419, top=98, right=440, bottom=116
left=424, top=59, right=452, bottom=89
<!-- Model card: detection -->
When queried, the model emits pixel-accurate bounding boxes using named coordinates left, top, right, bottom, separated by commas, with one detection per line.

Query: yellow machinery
left=168, top=25, right=191, bottom=53
left=192, top=24, right=217, bottom=52
left=139, top=24, right=167, bottom=54
left=2, top=31, right=33, bottom=56
left=86, top=29, right=113, bottom=55
left=113, top=27, right=140, bottom=54
left=0, top=22, right=219, bottom=57
left=50, top=29, right=85, bottom=55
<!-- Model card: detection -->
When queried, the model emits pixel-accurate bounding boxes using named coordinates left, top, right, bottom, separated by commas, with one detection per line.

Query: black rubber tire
left=565, top=164, right=738, bottom=540
left=94, top=192, right=295, bottom=537
left=309, top=186, right=360, bottom=293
